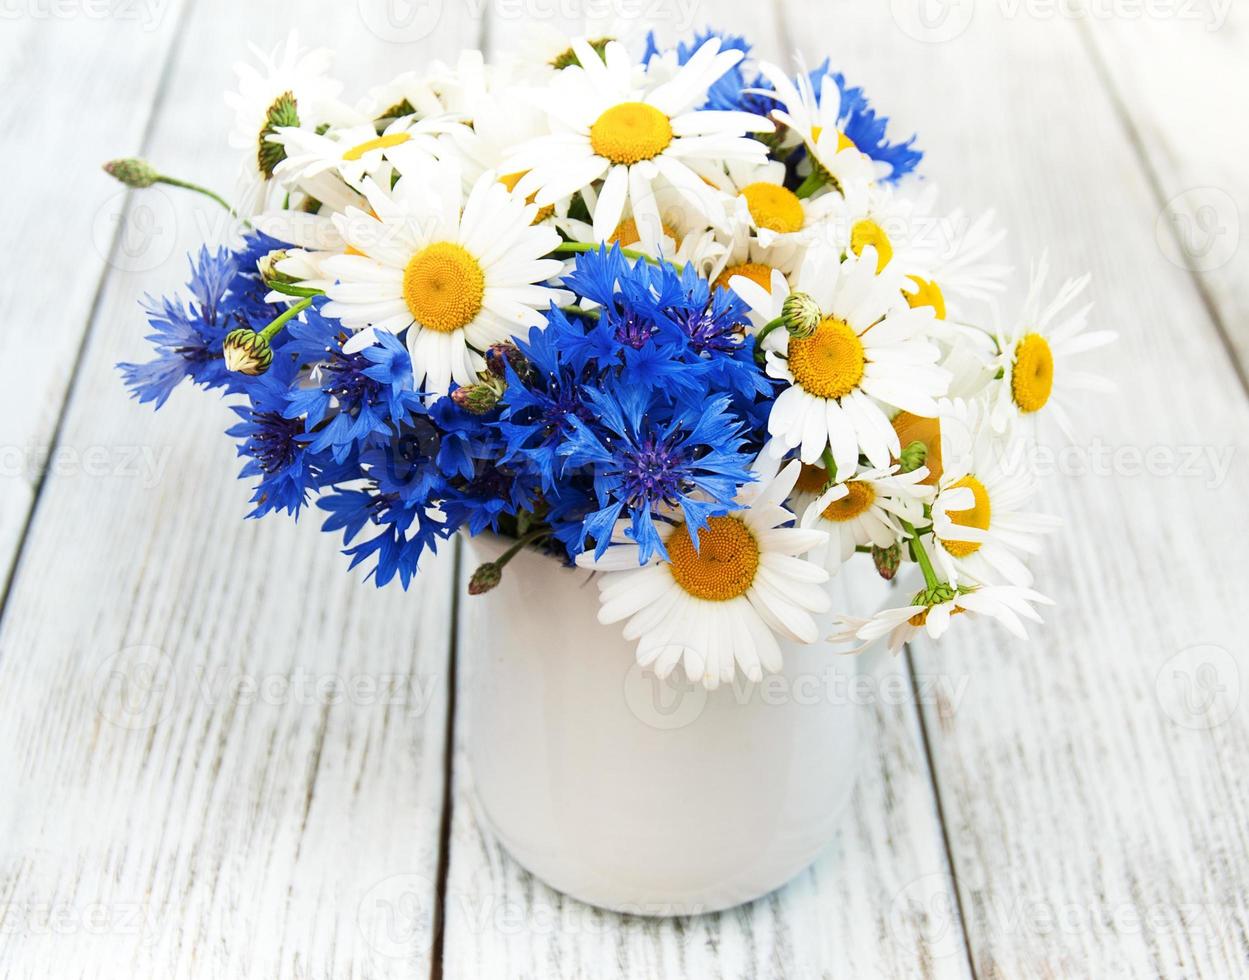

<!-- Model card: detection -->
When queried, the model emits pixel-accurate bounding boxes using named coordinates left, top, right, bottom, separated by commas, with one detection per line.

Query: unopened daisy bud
left=899, top=440, right=928, bottom=474
left=451, top=377, right=505, bottom=415
left=782, top=292, right=822, bottom=339
left=103, top=157, right=159, bottom=189
left=468, top=561, right=502, bottom=595
left=258, top=250, right=296, bottom=286
left=222, top=328, right=273, bottom=376
left=871, top=543, right=901, bottom=581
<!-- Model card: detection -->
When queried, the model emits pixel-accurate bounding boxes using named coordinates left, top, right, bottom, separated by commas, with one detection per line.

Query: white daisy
left=900, top=205, right=1010, bottom=320
left=755, top=61, right=876, bottom=197
left=576, top=461, right=831, bottom=689
left=252, top=170, right=370, bottom=252
left=504, top=37, right=773, bottom=243
left=989, top=254, right=1116, bottom=436
left=225, top=32, right=346, bottom=181
left=298, top=158, right=567, bottom=394
left=929, top=400, right=1061, bottom=587
left=831, top=581, right=1054, bottom=655
left=271, top=114, right=466, bottom=189
left=795, top=463, right=932, bottom=573
left=731, top=245, right=950, bottom=473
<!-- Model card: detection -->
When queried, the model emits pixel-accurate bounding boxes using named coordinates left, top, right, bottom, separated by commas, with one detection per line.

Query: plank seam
left=905, top=644, right=980, bottom=980
left=0, top=0, right=192, bottom=637
left=1072, top=11, right=1249, bottom=401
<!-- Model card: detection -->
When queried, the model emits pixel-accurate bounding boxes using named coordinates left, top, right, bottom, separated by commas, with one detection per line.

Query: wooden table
left=2, top=1, right=1246, bottom=976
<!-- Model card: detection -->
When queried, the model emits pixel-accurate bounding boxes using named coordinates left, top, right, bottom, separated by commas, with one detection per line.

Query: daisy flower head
left=503, top=37, right=774, bottom=243
left=832, top=580, right=1053, bottom=655
left=300, top=157, right=567, bottom=395
left=226, top=32, right=346, bottom=181
left=989, top=254, right=1116, bottom=437
left=928, top=399, right=1061, bottom=588
left=792, top=461, right=932, bottom=573
left=755, top=61, right=877, bottom=199
left=576, top=460, right=831, bottom=689
left=732, top=244, right=950, bottom=474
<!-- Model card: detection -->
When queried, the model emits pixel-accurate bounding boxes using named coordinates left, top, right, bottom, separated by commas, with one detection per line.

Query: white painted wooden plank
left=0, top=6, right=185, bottom=585
left=0, top=4, right=483, bottom=978
left=1079, top=3, right=1249, bottom=377
left=779, top=3, right=1249, bottom=977
left=439, top=3, right=972, bottom=976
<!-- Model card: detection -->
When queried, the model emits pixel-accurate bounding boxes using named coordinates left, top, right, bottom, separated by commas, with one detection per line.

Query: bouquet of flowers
left=112, top=29, right=1114, bottom=689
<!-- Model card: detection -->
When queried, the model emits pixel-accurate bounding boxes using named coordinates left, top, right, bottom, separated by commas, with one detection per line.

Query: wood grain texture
left=438, top=3, right=972, bottom=977
left=0, top=4, right=483, bottom=977
left=778, top=3, right=1249, bottom=977
left=1078, top=1, right=1249, bottom=381
left=0, top=2, right=186, bottom=584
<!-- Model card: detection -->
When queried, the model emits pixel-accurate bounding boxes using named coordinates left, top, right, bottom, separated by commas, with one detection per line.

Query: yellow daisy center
left=610, top=217, right=681, bottom=248
left=794, top=463, right=830, bottom=495
left=590, top=102, right=673, bottom=165
left=740, top=182, right=805, bottom=234
left=1011, top=333, right=1054, bottom=414
left=499, top=170, right=555, bottom=223
left=942, top=475, right=991, bottom=558
left=891, top=412, right=943, bottom=486
left=342, top=131, right=411, bottom=161
left=713, top=261, right=777, bottom=294
left=821, top=481, right=876, bottom=522
left=403, top=242, right=485, bottom=333
left=850, top=219, right=893, bottom=273
left=905, top=276, right=947, bottom=320
left=787, top=316, right=866, bottom=400
left=667, top=516, right=760, bottom=602
left=811, top=126, right=858, bottom=153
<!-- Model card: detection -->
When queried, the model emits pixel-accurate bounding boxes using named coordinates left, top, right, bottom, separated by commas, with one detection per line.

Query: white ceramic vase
left=461, top=533, right=878, bottom=916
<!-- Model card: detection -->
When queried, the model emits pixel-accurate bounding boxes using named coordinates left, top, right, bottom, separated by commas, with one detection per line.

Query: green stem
left=155, top=175, right=235, bottom=214
left=266, top=281, right=325, bottom=299
left=901, top=520, right=940, bottom=591
left=495, top=529, right=551, bottom=569
left=820, top=448, right=838, bottom=484
left=559, top=304, right=600, bottom=320
left=754, top=315, right=786, bottom=348
left=794, top=170, right=826, bottom=200
left=553, top=241, right=684, bottom=272
left=259, top=297, right=312, bottom=343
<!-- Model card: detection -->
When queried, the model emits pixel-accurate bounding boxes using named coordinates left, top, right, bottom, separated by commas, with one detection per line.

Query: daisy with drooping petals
left=504, top=37, right=773, bottom=243
left=577, top=460, right=830, bottom=689
left=226, top=33, right=347, bottom=182
left=793, top=461, right=932, bottom=573
left=988, top=254, right=1116, bottom=437
left=297, top=158, right=567, bottom=395
left=928, top=400, right=1060, bottom=588
left=755, top=61, right=876, bottom=197
left=732, top=245, right=949, bottom=473
left=831, top=581, right=1054, bottom=655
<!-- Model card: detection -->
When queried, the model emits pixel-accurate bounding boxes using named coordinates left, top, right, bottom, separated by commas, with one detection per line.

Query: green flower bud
left=222, top=328, right=273, bottom=376
left=451, top=377, right=506, bottom=416
left=781, top=292, right=822, bottom=339
left=899, top=440, right=928, bottom=474
left=871, top=543, right=901, bottom=581
left=257, top=91, right=298, bottom=178
left=468, top=561, right=502, bottom=595
left=103, top=158, right=159, bottom=189
left=486, top=342, right=533, bottom=382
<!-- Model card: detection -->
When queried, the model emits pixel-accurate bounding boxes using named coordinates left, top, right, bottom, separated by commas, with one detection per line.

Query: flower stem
left=559, top=304, right=600, bottom=320
left=495, top=528, right=551, bottom=569
left=259, top=297, right=312, bottom=343
left=155, top=175, right=235, bottom=214
left=553, top=241, right=684, bottom=272
left=901, top=520, right=940, bottom=591
left=266, top=281, right=325, bottom=299
left=794, top=171, right=826, bottom=200
left=821, top=447, right=838, bottom=484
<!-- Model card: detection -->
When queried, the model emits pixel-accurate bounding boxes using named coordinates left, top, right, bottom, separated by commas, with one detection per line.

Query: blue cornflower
left=119, top=232, right=286, bottom=407
left=282, top=310, right=424, bottom=463
left=644, top=29, right=755, bottom=112
left=319, top=485, right=450, bottom=589
left=558, top=382, right=754, bottom=564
